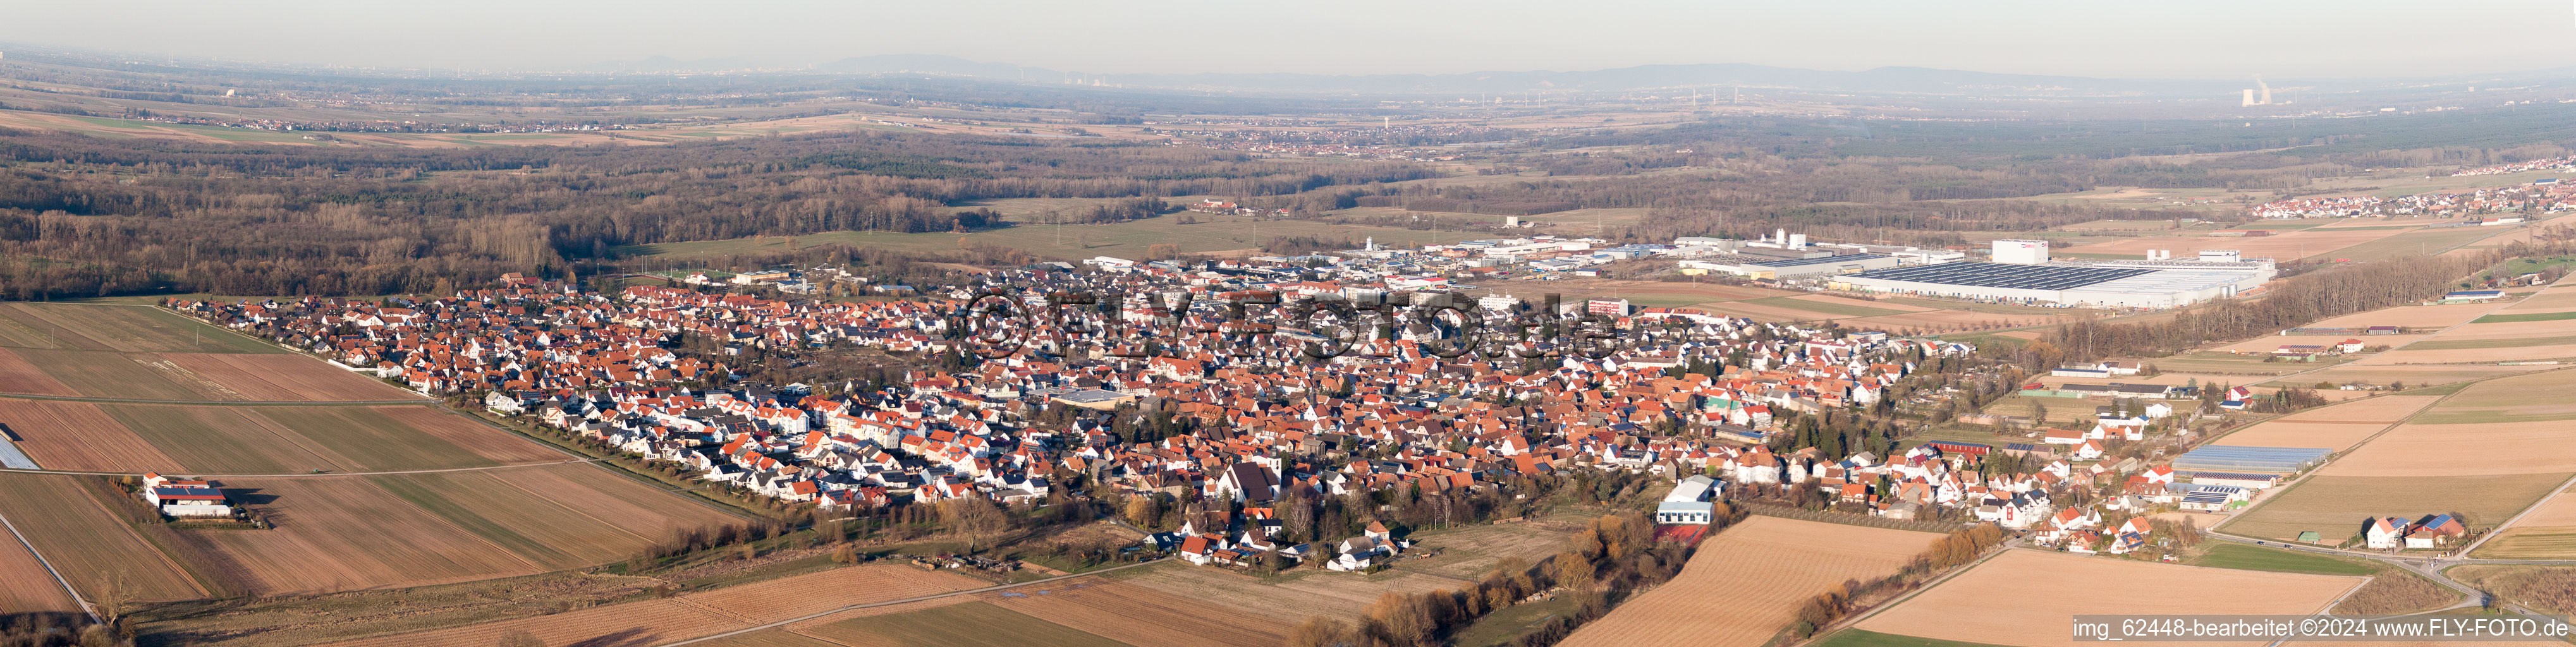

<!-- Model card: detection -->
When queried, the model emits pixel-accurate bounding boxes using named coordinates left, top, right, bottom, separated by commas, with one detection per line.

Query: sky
left=6, top=0, right=2575, bottom=79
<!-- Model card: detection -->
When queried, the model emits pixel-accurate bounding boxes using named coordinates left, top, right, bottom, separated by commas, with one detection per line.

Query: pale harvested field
left=989, top=579, right=1291, bottom=647
left=2216, top=396, right=2437, bottom=450
left=2306, top=302, right=2500, bottom=329
left=2366, top=342, right=2576, bottom=365
left=2068, top=227, right=2412, bottom=259
left=160, top=353, right=420, bottom=401
left=2412, top=369, right=2576, bottom=423
left=179, top=476, right=540, bottom=595
left=1789, top=293, right=1932, bottom=311
left=1123, top=560, right=1463, bottom=622
left=2424, top=319, right=2576, bottom=339
left=2214, top=334, right=2425, bottom=353
left=314, top=565, right=985, bottom=647
left=1856, top=550, right=2359, bottom=647
left=2222, top=473, right=2568, bottom=542
left=2325, top=422, right=2576, bottom=476
left=0, top=536, right=76, bottom=614
left=1560, top=516, right=1942, bottom=647
left=2473, top=487, right=2576, bottom=559
left=2280, top=363, right=2546, bottom=389
left=1687, top=300, right=1841, bottom=322
left=2149, top=511, right=2232, bottom=530
left=0, top=348, right=75, bottom=396
left=2500, top=288, right=2576, bottom=312
left=371, top=406, right=564, bottom=464
left=0, top=399, right=181, bottom=471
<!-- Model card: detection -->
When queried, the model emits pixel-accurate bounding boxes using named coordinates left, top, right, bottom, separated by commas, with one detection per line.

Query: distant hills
left=575, top=53, right=2575, bottom=101
left=578, top=53, right=2246, bottom=97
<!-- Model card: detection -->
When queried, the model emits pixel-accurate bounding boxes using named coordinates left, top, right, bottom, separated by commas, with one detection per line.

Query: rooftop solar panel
left=1846, top=262, right=2156, bottom=291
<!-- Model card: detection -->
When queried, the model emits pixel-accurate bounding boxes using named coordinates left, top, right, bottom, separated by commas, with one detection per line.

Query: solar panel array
left=1847, top=262, right=2155, bottom=290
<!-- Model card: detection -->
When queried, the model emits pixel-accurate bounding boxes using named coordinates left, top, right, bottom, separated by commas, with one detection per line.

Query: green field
left=366, top=472, right=594, bottom=569
left=2402, top=334, right=2576, bottom=351
left=2471, top=526, right=2576, bottom=559
left=1810, top=629, right=2013, bottom=647
left=2221, top=473, right=2570, bottom=543
left=798, top=602, right=1126, bottom=647
left=2188, top=543, right=2376, bottom=576
left=2145, top=351, right=2320, bottom=376
left=621, top=214, right=1490, bottom=263
left=2472, top=311, right=2576, bottom=324
left=2319, top=226, right=2505, bottom=262
left=1742, top=296, right=1914, bottom=318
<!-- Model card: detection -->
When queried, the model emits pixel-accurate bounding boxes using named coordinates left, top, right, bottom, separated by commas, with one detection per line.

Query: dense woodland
left=0, top=128, right=1432, bottom=298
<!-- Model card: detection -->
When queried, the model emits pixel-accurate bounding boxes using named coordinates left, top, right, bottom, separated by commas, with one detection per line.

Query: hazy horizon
left=6, top=0, right=2576, bottom=80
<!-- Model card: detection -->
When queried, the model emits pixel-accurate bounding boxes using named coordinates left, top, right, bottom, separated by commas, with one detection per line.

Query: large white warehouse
left=1829, top=258, right=2274, bottom=309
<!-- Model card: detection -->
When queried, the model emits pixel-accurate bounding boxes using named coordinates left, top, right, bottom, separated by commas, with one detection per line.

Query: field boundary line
left=64, top=475, right=214, bottom=598
left=239, top=408, right=363, bottom=473
left=0, top=457, right=594, bottom=478
left=786, top=627, right=864, bottom=647
left=2462, top=470, right=2576, bottom=557
left=484, top=466, right=657, bottom=545
left=1804, top=545, right=2010, bottom=646
left=0, top=507, right=97, bottom=622
left=2209, top=366, right=2549, bottom=540
left=654, top=557, right=1173, bottom=647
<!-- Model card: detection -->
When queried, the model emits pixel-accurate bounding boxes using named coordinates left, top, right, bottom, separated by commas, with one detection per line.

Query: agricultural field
left=2404, top=369, right=2576, bottom=424
left=1853, top=550, right=2360, bottom=647
left=1116, top=559, right=1462, bottom=622
left=1386, top=514, right=1597, bottom=581
left=0, top=303, right=280, bottom=354
left=2218, top=473, right=2569, bottom=543
left=2305, top=301, right=2501, bottom=329
left=984, top=580, right=1291, bottom=647
left=2187, top=543, right=2374, bottom=576
left=0, top=399, right=183, bottom=471
left=93, top=402, right=556, bottom=474
left=799, top=600, right=1128, bottom=647
left=2448, top=565, right=2576, bottom=614
left=0, top=535, right=78, bottom=614
left=1812, top=630, right=2010, bottom=647
left=310, top=565, right=986, bottom=647
left=2472, top=485, right=2576, bottom=559
left=0, top=349, right=75, bottom=396
left=158, top=353, right=418, bottom=401
left=1558, top=516, right=1942, bottom=647
left=2212, top=394, right=2436, bottom=450
left=0, top=473, right=207, bottom=602
left=2275, top=363, right=2546, bottom=390
left=177, top=463, right=739, bottom=596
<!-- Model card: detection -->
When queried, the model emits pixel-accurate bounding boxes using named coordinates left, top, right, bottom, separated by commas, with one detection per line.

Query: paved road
left=657, top=557, right=1175, bottom=646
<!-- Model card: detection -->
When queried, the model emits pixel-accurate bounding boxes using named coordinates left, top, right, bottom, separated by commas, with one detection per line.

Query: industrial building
left=1991, top=239, right=2051, bottom=265
left=1828, top=253, right=2275, bottom=309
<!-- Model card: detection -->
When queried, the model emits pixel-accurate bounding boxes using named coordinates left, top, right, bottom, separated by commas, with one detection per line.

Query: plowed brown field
left=314, top=565, right=986, bottom=647
left=0, top=348, right=75, bottom=396
left=0, top=474, right=205, bottom=602
left=1855, top=550, right=2360, bottom=647
left=0, top=399, right=180, bottom=471
left=370, top=406, right=562, bottom=464
left=1559, top=516, right=1943, bottom=647
left=0, top=535, right=77, bottom=613
left=989, top=579, right=1290, bottom=647
left=178, top=476, right=539, bottom=595
left=159, top=353, right=418, bottom=402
